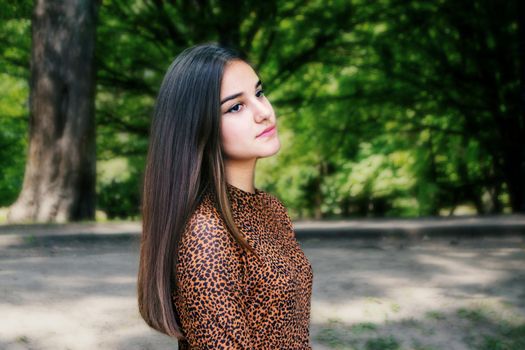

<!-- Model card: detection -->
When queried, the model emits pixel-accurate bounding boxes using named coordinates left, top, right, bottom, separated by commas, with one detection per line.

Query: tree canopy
left=1, top=0, right=523, bottom=220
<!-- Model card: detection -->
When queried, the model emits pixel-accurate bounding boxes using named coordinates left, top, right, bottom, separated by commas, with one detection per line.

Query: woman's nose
left=252, top=99, right=271, bottom=122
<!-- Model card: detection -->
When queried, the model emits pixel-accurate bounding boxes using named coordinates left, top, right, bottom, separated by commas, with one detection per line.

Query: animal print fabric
left=173, top=183, right=314, bottom=349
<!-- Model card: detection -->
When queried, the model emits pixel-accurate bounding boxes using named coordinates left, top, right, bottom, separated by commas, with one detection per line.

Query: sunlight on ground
left=0, top=207, right=8, bottom=224
left=313, top=298, right=525, bottom=350
left=307, top=238, right=525, bottom=349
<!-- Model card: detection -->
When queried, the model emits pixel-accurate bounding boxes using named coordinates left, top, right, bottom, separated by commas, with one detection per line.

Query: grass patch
left=454, top=304, right=525, bottom=350
left=350, top=322, right=378, bottom=335
left=365, top=336, right=400, bottom=350
left=410, top=340, right=438, bottom=350
left=390, top=303, right=401, bottom=313
left=316, top=318, right=354, bottom=349
left=425, top=310, right=446, bottom=321
left=315, top=304, right=525, bottom=349
left=478, top=323, right=525, bottom=350
left=457, top=308, right=485, bottom=323
left=316, top=326, right=351, bottom=349
left=316, top=320, right=405, bottom=350
left=16, top=335, right=29, bottom=343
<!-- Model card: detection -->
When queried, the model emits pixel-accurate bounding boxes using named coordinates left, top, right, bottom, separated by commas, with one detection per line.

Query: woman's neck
left=224, top=158, right=257, bottom=193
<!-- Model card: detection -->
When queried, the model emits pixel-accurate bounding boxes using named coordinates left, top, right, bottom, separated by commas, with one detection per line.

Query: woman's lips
left=257, top=125, right=276, bottom=138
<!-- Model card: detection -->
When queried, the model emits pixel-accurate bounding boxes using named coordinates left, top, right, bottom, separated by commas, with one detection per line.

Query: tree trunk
left=7, top=0, right=99, bottom=223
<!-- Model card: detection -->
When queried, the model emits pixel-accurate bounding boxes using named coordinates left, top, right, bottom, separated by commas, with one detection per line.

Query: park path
left=1, top=215, right=525, bottom=244
left=0, top=220, right=524, bottom=349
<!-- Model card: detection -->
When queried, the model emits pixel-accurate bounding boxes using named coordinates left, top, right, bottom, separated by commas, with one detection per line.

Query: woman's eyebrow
left=220, top=80, right=262, bottom=105
left=220, top=92, right=242, bottom=105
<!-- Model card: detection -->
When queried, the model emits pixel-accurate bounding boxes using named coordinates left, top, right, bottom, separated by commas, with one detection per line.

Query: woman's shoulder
left=183, top=195, right=226, bottom=237
left=179, top=195, right=243, bottom=266
left=182, top=194, right=244, bottom=249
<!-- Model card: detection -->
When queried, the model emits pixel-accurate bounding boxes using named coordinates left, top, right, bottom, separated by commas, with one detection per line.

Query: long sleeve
left=174, top=186, right=313, bottom=349
left=173, top=213, right=253, bottom=349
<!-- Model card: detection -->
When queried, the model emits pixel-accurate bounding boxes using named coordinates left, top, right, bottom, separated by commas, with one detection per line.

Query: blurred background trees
left=1, top=0, right=523, bottom=222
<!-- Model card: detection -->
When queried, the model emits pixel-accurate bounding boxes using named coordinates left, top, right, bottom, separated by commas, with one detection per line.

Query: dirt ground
left=0, top=234, right=524, bottom=350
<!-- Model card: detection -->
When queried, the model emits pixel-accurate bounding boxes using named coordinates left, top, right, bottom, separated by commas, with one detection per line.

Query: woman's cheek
left=221, top=120, right=243, bottom=155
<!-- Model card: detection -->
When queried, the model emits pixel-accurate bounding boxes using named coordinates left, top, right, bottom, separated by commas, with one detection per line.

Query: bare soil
left=0, top=233, right=524, bottom=350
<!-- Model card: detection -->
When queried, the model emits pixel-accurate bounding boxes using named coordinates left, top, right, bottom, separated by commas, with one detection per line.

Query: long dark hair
left=137, top=43, right=261, bottom=341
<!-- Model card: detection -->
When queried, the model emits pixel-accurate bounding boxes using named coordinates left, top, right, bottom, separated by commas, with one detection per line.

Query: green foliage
left=0, top=3, right=31, bottom=207
left=0, top=2, right=31, bottom=79
left=96, top=157, right=142, bottom=220
left=0, top=0, right=522, bottom=218
left=97, top=176, right=141, bottom=220
left=0, top=74, right=28, bottom=206
left=0, top=1, right=32, bottom=20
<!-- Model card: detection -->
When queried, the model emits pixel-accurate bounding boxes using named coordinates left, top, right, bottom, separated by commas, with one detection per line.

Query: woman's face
left=219, top=60, right=280, bottom=161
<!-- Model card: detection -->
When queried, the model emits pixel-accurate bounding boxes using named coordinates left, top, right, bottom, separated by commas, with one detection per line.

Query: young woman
left=137, top=43, right=314, bottom=349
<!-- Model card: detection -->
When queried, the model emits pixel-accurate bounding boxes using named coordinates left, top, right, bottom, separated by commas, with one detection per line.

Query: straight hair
left=137, top=43, right=261, bottom=341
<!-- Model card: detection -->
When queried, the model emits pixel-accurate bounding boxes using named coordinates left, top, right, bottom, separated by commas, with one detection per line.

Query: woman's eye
left=256, top=89, right=265, bottom=97
left=228, top=103, right=243, bottom=113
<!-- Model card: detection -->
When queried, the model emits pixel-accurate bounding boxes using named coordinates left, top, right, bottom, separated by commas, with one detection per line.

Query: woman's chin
left=259, top=141, right=281, bottom=158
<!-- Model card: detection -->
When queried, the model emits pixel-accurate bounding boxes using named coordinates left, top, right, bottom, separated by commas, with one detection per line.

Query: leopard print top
left=172, top=183, right=314, bottom=349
